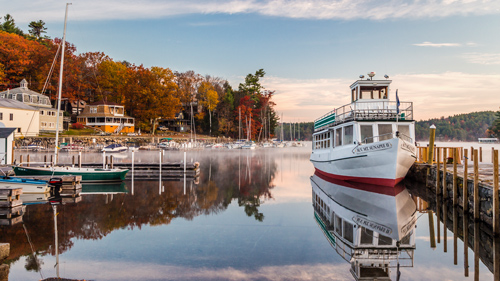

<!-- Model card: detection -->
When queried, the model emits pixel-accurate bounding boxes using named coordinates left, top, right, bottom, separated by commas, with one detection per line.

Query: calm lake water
left=1, top=144, right=497, bottom=280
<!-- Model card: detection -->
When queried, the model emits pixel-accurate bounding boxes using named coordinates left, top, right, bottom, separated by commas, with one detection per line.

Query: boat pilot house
left=77, top=101, right=135, bottom=134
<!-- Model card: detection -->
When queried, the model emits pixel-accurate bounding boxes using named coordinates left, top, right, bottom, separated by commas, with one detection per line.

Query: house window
left=10, top=113, right=13, bottom=121
left=0, top=112, right=2, bottom=120
left=41, top=110, right=45, bottom=115
left=17, top=128, right=21, bottom=133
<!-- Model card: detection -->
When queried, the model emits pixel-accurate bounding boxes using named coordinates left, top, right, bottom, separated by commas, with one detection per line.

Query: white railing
left=314, top=101, right=413, bottom=132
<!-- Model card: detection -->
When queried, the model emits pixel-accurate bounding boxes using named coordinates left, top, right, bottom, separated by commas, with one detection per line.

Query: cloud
left=5, top=0, right=500, bottom=23
left=263, top=72, right=500, bottom=122
left=413, top=42, right=462, bottom=47
left=463, top=52, right=500, bottom=65
left=49, top=260, right=352, bottom=280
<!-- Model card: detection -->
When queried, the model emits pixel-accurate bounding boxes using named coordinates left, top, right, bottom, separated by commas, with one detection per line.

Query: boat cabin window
left=378, top=124, right=393, bottom=141
left=401, top=232, right=412, bottom=245
left=335, top=128, right=342, bottom=146
left=378, top=234, right=392, bottom=246
left=335, top=214, right=342, bottom=236
left=343, top=125, right=353, bottom=145
left=343, top=221, right=354, bottom=243
left=397, top=124, right=410, bottom=139
left=360, top=125, right=373, bottom=144
left=360, top=227, right=374, bottom=245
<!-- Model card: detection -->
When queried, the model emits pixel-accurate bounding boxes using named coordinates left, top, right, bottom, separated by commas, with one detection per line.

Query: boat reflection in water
left=311, top=173, right=417, bottom=280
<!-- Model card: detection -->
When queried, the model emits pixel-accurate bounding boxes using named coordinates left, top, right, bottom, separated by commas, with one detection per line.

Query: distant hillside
left=281, top=111, right=497, bottom=142
left=415, top=111, right=496, bottom=141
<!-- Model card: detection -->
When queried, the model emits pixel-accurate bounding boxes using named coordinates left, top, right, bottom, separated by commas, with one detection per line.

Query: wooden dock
left=0, top=187, right=24, bottom=226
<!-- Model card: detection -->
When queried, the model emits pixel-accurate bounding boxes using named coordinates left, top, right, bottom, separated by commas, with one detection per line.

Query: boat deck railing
left=314, top=101, right=413, bottom=132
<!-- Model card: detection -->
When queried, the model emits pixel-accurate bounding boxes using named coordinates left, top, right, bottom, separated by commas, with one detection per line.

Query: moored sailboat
left=12, top=4, right=128, bottom=182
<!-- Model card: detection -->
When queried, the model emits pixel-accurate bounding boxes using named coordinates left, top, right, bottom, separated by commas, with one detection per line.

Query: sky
left=3, top=0, right=500, bottom=122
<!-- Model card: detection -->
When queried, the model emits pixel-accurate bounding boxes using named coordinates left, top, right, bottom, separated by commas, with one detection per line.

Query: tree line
left=0, top=14, right=279, bottom=138
left=280, top=111, right=497, bottom=142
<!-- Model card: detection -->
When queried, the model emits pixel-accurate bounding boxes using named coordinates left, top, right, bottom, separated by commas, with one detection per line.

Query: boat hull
left=0, top=178, right=50, bottom=194
left=13, top=166, right=128, bottom=182
left=310, top=137, right=416, bottom=186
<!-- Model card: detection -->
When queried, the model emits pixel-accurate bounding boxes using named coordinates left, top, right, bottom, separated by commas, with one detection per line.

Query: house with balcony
left=0, top=79, right=62, bottom=133
left=76, top=101, right=134, bottom=133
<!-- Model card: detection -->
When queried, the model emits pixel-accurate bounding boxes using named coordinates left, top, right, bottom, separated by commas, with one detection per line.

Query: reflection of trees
left=0, top=151, right=277, bottom=263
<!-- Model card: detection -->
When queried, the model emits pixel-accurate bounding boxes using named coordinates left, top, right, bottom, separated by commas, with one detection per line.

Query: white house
left=0, top=127, right=16, bottom=164
left=0, top=79, right=62, bottom=132
left=0, top=98, right=40, bottom=137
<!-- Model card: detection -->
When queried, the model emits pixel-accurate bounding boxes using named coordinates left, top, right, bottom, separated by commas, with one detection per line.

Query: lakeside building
left=0, top=79, right=63, bottom=133
left=0, top=98, right=40, bottom=137
left=76, top=101, right=135, bottom=133
left=0, top=127, right=16, bottom=164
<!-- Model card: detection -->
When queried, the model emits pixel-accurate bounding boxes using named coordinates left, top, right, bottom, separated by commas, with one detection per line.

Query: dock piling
left=494, top=149, right=499, bottom=235
left=443, top=148, right=448, bottom=199
left=464, top=149, right=469, bottom=212
left=464, top=211, right=469, bottom=277
left=436, top=148, right=441, bottom=195
left=474, top=149, right=480, bottom=220
left=428, top=125, right=436, bottom=164
left=78, top=152, right=81, bottom=168
left=453, top=148, right=458, bottom=206
left=110, top=155, right=113, bottom=169
left=19, top=155, right=23, bottom=166
left=480, top=147, right=483, bottom=163
left=26, top=154, right=30, bottom=167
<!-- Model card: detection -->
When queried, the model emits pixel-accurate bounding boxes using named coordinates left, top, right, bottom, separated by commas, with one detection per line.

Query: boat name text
left=353, top=216, right=392, bottom=235
left=354, top=142, right=392, bottom=154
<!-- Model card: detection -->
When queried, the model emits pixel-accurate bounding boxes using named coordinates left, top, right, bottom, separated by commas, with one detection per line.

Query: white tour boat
left=310, top=72, right=416, bottom=186
left=311, top=174, right=417, bottom=280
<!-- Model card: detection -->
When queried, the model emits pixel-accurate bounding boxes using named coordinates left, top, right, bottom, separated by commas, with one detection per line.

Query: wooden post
left=494, top=147, right=496, bottom=164
left=428, top=125, right=436, bottom=164
left=480, top=147, right=483, bottom=163
left=78, top=152, right=81, bottom=168
left=27, top=154, right=30, bottom=167
left=110, top=155, right=113, bottom=169
left=474, top=222, right=480, bottom=281
left=464, top=149, right=469, bottom=212
left=20, top=155, right=23, bottom=166
left=44, top=155, right=47, bottom=165
left=105, top=156, right=109, bottom=169
left=443, top=201, right=448, bottom=253
left=494, top=149, right=499, bottom=235
left=50, top=155, right=53, bottom=165
left=428, top=211, right=436, bottom=249
left=443, top=148, right=448, bottom=199
left=437, top=195, right=441, bottom=244
left=464, top=210, right=469, bottom=277
left=436, top=148, right=441, bottom=195
left=453, top=148, right=458, bottom=206
left=494, top=236, right=500, bottom=281
left=474, top=149, right=480, bottom=220
left=72, top=155, right=75, bottom=166
left=471, top=146, right=474, bottom=162
left=453, top=207, right=458, bottom=265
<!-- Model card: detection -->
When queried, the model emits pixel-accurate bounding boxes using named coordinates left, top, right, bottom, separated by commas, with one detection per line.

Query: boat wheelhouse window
left=360, top=125, right=374, bottom=144
left=343, top=125, right=353, bottom=145
left=398, top=125, right=410, bottom=139
left=335, top=128, right=342, bottom=146
left=335, top=214, right=342, bottom=235
left=360, top=227, right=374, bottom=245
left=361, top=90, right=371, bottom=99
left=378, top=124, right=393, bottom=141
left=378, top=234, right=392, bottom=246
left=343, top=221, right=354, bottom=243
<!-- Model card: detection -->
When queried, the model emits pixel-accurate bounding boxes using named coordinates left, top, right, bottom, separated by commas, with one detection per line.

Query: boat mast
left=54, top=3, right=71, bottom=165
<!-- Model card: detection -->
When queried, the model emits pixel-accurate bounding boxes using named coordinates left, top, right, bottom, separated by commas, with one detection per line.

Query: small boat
left=241, top=141, right=256, bottom=149
left=60, top=144, right=85, bottom=152
left=13, top=166, right=128, bottom=182
left=310, top=72, right=416, bottom=186
left=0, top=176, right=51, bottom=194
left=102, top=143, right=128, bottom=153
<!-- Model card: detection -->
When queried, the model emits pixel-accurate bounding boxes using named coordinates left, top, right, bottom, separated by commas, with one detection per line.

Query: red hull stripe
left=314, top=168, right=405, bottom=196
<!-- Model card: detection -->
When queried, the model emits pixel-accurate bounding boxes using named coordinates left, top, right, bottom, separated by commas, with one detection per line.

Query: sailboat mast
left=54, top=3, right=71, bottom=165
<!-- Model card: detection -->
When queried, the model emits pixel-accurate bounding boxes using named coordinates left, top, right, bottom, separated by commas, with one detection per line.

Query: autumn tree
left=198, top=81, right=219, bottom=136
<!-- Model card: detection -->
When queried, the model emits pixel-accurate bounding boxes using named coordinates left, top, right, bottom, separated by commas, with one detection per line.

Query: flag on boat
left=396, top=89, right=400, bottom=114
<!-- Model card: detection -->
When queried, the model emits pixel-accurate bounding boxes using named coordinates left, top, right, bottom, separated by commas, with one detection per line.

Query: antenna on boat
left=359, top=75, right=364, bottom=79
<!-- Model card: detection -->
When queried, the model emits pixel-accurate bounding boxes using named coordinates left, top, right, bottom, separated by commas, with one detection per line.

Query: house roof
left=0, top=79, right=50, bottom=99
left=90, top=100, right=122, bottom=106
left=0, top=98, right=38, bottom=111
left=0, top=127, right=17, bottom=138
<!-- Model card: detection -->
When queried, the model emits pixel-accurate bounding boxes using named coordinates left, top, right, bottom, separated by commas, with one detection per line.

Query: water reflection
left=0, top=149, right=278, bottom=279
left=311, top=173, right=417, bottom=280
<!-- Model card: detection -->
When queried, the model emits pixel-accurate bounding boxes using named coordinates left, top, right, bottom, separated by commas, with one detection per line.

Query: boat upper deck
left=314, top=100, right=414, bottom=132
left=314, top=75, right=413, bottom=132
